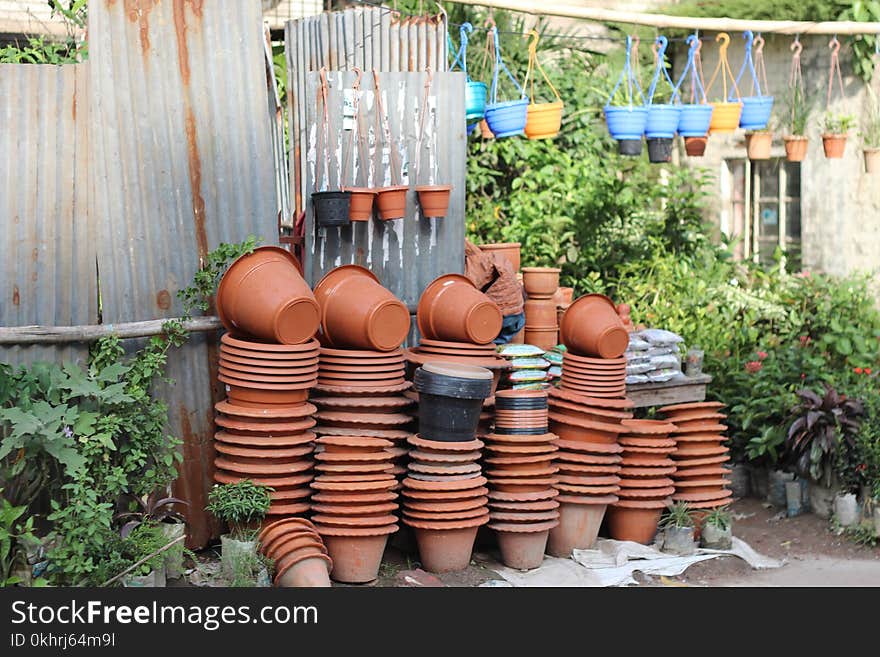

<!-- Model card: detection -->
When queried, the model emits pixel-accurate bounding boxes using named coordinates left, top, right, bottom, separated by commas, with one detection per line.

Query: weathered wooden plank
left=626, top=374, right=713, bottom=409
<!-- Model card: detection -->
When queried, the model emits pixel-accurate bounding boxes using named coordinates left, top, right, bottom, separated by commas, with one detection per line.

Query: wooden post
left=0, top=317, right=222, bottom=346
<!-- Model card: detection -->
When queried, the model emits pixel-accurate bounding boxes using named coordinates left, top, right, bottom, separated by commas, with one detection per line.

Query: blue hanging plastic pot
left=604, top=106, right=648, bottom=140
left=645, top=104, right=682, bottom=139
left=467, top=122, right=478, bottom=136
left=739, top=95, right=774, bottom=130
left=678, top=103, right=714, bottom=137
left=465, top=80, right=488, bottom=122
left=485, top=99, right=529, bottom=138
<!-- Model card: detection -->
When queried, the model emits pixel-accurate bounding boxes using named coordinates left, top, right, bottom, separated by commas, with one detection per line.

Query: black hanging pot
left=647, top=137, right=673, bottom=164
left=617, top=139, right=643, bottom=157
left=313, top=191, right=352, bottom=227
left=414, top=363, right=493, bottom=442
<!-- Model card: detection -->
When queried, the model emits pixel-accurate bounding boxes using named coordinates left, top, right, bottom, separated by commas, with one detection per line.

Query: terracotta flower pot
left=822, top=134, right=847, bottom=159
left=784, top=135, right=808, bottom=162
left=216, top=246, right=320, bottom=345
left=317, top=529, right=394, bottom=583
left=345, top=187, right=376, bottom=222
left=479, top=119, right=495, bottom=139
left=524, top=298, right=558, bottom=328
left=548, top=413, right=621, bottom=444
left=864, top=147, right=880, bottom=173
left=416, top=184, right=452, bottom=218
left=412, top=524, right=482, bottom=573
left=606, top=505, right=663, bottom=544
left=314, top=265, right=410, bottom=352
left=546, top=502, right=608, bottom=557
left=521, top=267, right=561, bottom=297
left=559, top=294, right=629, bottom=358
left=417, top=273, right=503, bottom=345
left=494, top=526, right=553, bottom=569
left=372, top=185, right=408, bottom=221
left=477, top=242, right=520, bottom=271
left=684, top=136, right=707, bottom=157
left=746, top=131, right=772, bottom=160
left=275, top=553, right=332, bottom=587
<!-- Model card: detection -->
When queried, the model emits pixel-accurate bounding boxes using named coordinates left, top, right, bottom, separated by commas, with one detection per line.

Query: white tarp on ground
left=483, top=537, right=782, bottom=587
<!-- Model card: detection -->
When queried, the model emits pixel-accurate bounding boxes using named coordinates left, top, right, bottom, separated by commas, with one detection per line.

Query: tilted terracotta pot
left=416, top=184, right=453, bottom=218
left=417, top=274, right=503, bottom=345
left=822, top=134, right=847, bottom=159
left=217, top=246, right=320, bottom=345
left=546, top=502, right=608, bottom=557
left=784, top=135, right=808, bottom=162
left=559, top=294, right=629, bottom=358
left=345, top=187, right=376, bottom=222
left=375, top=185, right=408, bottom=221
left=314, top=265, right=410, bottom=352
left=745, top=131, right=772, bottom=160
left=521, top=267, right=561, bottom=298
left=274, top=551, right=333, bottom=587
left=606, top=505, right=663, bottom=544
left=524, top=298, right=558, bottom=328
left=684, top=136, right=707, bottom=157
left=477, top=242, right=520, bottom=271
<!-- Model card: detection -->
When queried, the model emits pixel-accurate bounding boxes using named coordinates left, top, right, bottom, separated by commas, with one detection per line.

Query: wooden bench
left=625, top=373, right=712, bottom=409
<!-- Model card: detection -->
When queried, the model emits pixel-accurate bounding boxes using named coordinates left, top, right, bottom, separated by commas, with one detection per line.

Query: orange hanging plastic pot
left=374, top=185, right=408, bottom=221
left=345, top=187, right=376, bottom=222
left=416, top=185, right=452, bottom=218
left=525, top=101, right=564, bottom=140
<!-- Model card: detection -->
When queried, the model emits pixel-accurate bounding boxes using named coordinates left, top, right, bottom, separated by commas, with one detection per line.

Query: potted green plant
left=782, top=84, right=811, bottom=162
left=120, top=523, right=170, bottom=588
left=821, top=111, right=856, bottom=159
left=700, top=506, right=732, bottom=549
left=658, top=502, right=696, bottom=555
left=861, top=87, right=880, bottom=173
left=206, top=481, right=272, bottom=581
left=116, top=494, right=188, bottom=580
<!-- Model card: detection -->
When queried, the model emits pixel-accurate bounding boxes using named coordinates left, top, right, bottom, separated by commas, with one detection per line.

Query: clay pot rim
left=213, top=456, right=313, bottom=473
left=402, top=514, right=490, bottom=530
left=313, top=523, right=399, bottom=536
left=672, top=446, right=730, bottom=457
left=485, top=466, right=559, bottom=478
left=659, top=401, right=725, bottom=413
left=311, top=395, right=412, bottom=410
left=663, top=411, right=727, bottom=422
left=408, top=449, right=482, bottom=463
left=484, top=454, right=556, bottom=465
left=488, top=519, right=560, bottom=533
left=488, top=509, right=561, bottom=522
left=548, top=387, right=634, bottom=409
left=521, top=266, right=562, bottom=274
left=547, top=412, right=622, bottom=434
left=414, top=183, right=453, bottom=193
left=214, top=399, right=316, bottom=419
left=419, top=338, right=497, bottom=352
left=312, top=491, right=399, bottom=504
left=214, top=430, right=316, bottom=447
left=404, top=496, right=489, bottom=511
left=314, top=426, right=411, bottom=439
left=488, top=488, right=559, bottom=502
left=313, top=381, right=412, bottom=395
left=669, top=494, right=733, bottom=509
left=409, top=462, right=482, bottom=475
left=407, top=434, right=485, bottom=451
left=617, top=477, right=675, bottom=489
left=219, top=359, right=319, bottom=375
left=557, top=451, right=622, bottom=465
left=316, top=435, right=394, bottom=448
left=558, top=463, right=621, bottom=474
left=611, top=499, right=668, bottom=509
left=673, top=466, right=731, bottom=477
left=620, top=419, right=678, bottom=434
left=619, top=466, right=677, bottom=476
left=561, top=352, right=627, bottom=367
left=484, top=444, right=558, bottom=455
left=221, top=332, right=320, bottom=353
left=619, top=438, right=676, bottom=448
left=555, top=483, right=620, bottom=495
left=313, top=472, right=396, bottom=483
left=548, top=399, right=633, bottom=420
left=617, top=485, right=675, bottom=497
left=215, top=415, right=316, bottom=430
left=259, top=517, right=318, bottom=542
left=311, top=479, right=398, bottom=492
left=671, top=490, right=733, bottom=503
left=313, top=411, right=411, bottom=426
left=485, top=432, right=557, bottom=445
left=213, top=443, right=313, bottom=458
left=215, top=470, right=313, bottom=487
left=318, top=346, right=404, bottom=359
left=556, top=473, right=622, bottom=485
left=487, top=476, right=559, bottom=486
left=403, top=486, right=490, bottom=501
left=674, top=477, right=731, bottom=488
left=556, top=494, right=618, bottom=505
left=404, top=349, right=508, bottom=369
left=219, top=374, right=317, bottom=390
left=403, top=506, right=489, bottom=522
left=402, top=475, right=488, bottom=492
left=488, top=499, right=560, bottom=511
left=311, top=513, right=399, bottom=527
left=555, top=438, right=623, bottom=454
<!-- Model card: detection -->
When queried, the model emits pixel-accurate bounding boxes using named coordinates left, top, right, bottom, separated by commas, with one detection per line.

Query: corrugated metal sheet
left=88, top=0, right=279, bottom=548
left=285, top=7, right=448, bottom=225
left=0, top=63, right=96, bottom=368
left=302, top=70, right=466, bottom=310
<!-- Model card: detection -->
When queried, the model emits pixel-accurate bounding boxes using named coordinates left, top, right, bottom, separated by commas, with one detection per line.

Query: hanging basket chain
left=647, top=35, right=680, bottom=104
left=478, top=17, right=495, bottom=82
left=606, top=35, right=646, bottom=108
left=316, top=67, right=331, bottom=192
left=340, top=67, right=364, bottom=191
left=522, top=30, right=562, bottom=105
left=734, top=30, right=765, bottom=98
left=631, top=34, right=642, bottom=90
left=372, top=69, right=401, bottom=186
left=827, top=36, right=845, bottom=111
left=676, top=33, right=708, bottom=105
left=489, top=26, right=526, bottom=104
left=789, top=37, right=804, bottom=131
left=753, top=34, right=770, bottom=97
left=451, top=22, right=476, bottom=81
left=706, top=33, right=741, bottom=102
left=414, top=67, right=434, bottom=184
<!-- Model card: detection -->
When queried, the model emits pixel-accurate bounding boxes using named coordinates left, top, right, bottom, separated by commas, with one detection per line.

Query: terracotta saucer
left=312, top=523, right=399, bottom=537
left=488, top=476, right=559, bottom=489
left=485, top=465, right=559, bottom=479
left=562, top=353, right=627, bottom=367
left=403, top=475, right=488, bottom=492
left=318, top=353, right=405, bottom=367
left=213, top=443, right=313, bottom=459
left=611, top=499, right=668, bottom=509
left=672, top=445, right=730, bottom=458
left=660, top=410, right=727, bottom=424
left=619, top=464, right=677, bottom=477
left=311, top=479, right=398, bottom=492
left=484, top=454, right=556, bottom=466
left=221, top=335, right=321, bottom=353
left=485, top=432, right=557, bottom=444
left=619, top=437, right=676, bottom=449
left=315, top=435, right=394, bottom=449
left=620, top=445, right=676, bottom=456
left=403, top=506, right=489, bottom=522
left=315, top=462, right=394, bottom=474
left=487, top=488, right=559, bottom=502
left=559, top=388, right=627, bottom=400
left=547, top=399, right=633, bottom=421
left=407, top=435, right=484, bottom=451
left=560, top=376, right=626, bottom=389
left=619, top=456, right=676, bottom=468
left=672, top=423, right=728, bottom=434
left=557, top=463, right=621, bottom=475
left=419, top=338, right=498, bottom=352
left=555, top=439, right=623, bottom=454
left=313, top=451, right=393, bottom=464
left=673, top=417, right=728, bottom=431
left=314, top=472, right=395, bottom=483
left=310, top=513, right=399, bottom=527
left=215, top=400, right=317, bottom=419
left=400, top=514, right=490, bottom=531
left=404, top=349, right=509, bottom=370
left=417, top=346, right=500, bottom=359
left=311, top=500, right=398, bottom=516
left=617, top=485, right=675, bottom=498
left=319, top=347, right=405, bottom=359
left=669, top=454, right=730, bottom=467
left=488, top=519, right=560, bottom=533
left=311, top=490, right=398, bottom=504
left=219, top=359, right=319, bottom=376
left=675, top=493, right=734, bottom=509
left=673, top=432, right=728, bottom=443
left=671, top=490, right=733, bottom=503
left=561, top=369, right=626, bottom=381
left=214, top=415, right=317, bottom=434
left=314, top=426, right=412, bottom=440
left=314, top=411, right=412, bottom=426
left=488, top=509, right=560, bottom=523
left=317, top=377, right=407, bottom=388
left=220, top=345, right=319, bottom=362
left=402, top=486, right=490, bottom=501
left=403, top=496, right=489, bottom=513
left=407, top=471, right=483, bottom=482
left=556, top=474, right=621, bottom=486
left=547, top=412, right=623, bottom=435
left=673, top=466, right=731, bottom=479
left=318, top=361, right=405, bottom=374
left=659, top=401, right=726, bottom=413
left=267, top=502, right=311, bottom=515
left=674, top=477, right=731, bottom=489
left=219, top=367, right=320, bottom=385
left=313, top=381, right=412, bottom=395
left=219, top=373, right=317, bottom=390
left=409, top=462, right=482, bottom=476
left=556, top=450, right=622, bottom=465
left=555, top=483, right=620, bottom=495
left=268, top=487, right=313, bottom=501
left=215, top=470, right=314, bottom=488
left=310, top=395, right=413, bottom=411
left=620, top=419, right=677, bottom=434
left=214, top=457, right=314, bottom=475
left=617, top=477, right=675, bottom=489
left=556, top=494, right=619, bottom=505
left=547, top=386, right=634, bottom=409
left=488, top=498, right=560, bottom=512
left=213, top=430, right=316, bottom=448
left=484, top=444, right=558, bottom=458
left=408, top=449, right=482, bottom=463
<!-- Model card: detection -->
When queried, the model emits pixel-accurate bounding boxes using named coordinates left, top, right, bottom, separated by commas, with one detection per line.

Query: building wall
left=675, top=33, right=880, bottom=278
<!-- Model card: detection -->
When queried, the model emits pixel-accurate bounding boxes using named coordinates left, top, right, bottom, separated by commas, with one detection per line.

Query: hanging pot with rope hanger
left=736, top=31, right=774, bottom=131
left=312, top=68, right=352, bottom=228
left=645, top=36, right=681, bottom=163
left=783, top=38, right=809, bottom=162
left=451, top=23, right=488, bottom=124
left=822, top=37, right=850, bottom=159
left=484, top=26, right=529, bottom=138
left=413, top=67, right=453, bottom=218
left=676, top=34, right=714, bottom=157
left=338, top=68, right=376, bottom=222
left=522, top=30, right=564, bottom=139
left=705, top=33, right=743, bottom=133
left=370, top=69, right=408, bottom=220
left=604, top=35, right=648, bottom=156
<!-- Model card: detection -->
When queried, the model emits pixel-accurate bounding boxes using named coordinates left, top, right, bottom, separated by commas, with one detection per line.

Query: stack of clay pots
left=309, top=435, right=400, bottom=583
left=606, top=419, right=678, bottom=544
left=545, top=387, right=633, bottom=555
left=660, top=402, right=733, bottom=523
left=401, top=363, right=494, bottom=573
left=259, top=518, right=332, bottom=587
left=522, top=267, right=561, bottom=351
left=214, top=247, right=323, bottom=521
left=485, top=390, right=559, bottom=570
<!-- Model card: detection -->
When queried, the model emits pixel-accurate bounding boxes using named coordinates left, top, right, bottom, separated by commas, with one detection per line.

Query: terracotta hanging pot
left=521, top=267, right=560, bottom=297
left=216, top=246, right=321, bottom=345
left=477, top=242, right=521, bottom=271
left=374, top=185, right=408, bottom=221
left=559, top=294, right=629, bottom=358
left=864, top=147, right=880, bottom=173
left=314, top=264, right=410, bottom=352
left=546, top=502, right=609, bottom=557
left=345, top=187, right=376, bottom=222
left=416, top=184, right=453, bottom=218
left=822, top=134, right=847, bottom=159
left=784, top=135, right=808, bottom=162
left=684, top=136, right=707, bottom=157
left=746, top=131, right=772, bottom=160
left=274, top=550, right=333, bottom=587
left=417, top=274, right=503, bottom=345
left=479, top=118, right=495, bottom=139
left=524, top=298, right=558, bottom=328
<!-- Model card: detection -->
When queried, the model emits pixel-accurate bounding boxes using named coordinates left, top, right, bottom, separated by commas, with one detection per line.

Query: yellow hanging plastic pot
left=522, top=31, right=564, bottom=140
left=705, top=33, right=743, bottom=134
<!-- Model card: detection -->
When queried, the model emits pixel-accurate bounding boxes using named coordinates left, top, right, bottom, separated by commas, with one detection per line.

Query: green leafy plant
left=703, top=506, right=732, bottom=531
left=660, top=502, right=695, bottom=529
left=206, top=481, right=272, bottom=540
left=843, top=523, right=878, bottom=547
left=177, top=236, right=261, bottom=318
left=229, top=550, right=274, bottom=588
left=0, top=1, right=87, bottom=64
left=822, top=112, right=857, bottom=135
left=0, top=491, right=41, bottom=587
left=782, top=84, right=812, bottom=137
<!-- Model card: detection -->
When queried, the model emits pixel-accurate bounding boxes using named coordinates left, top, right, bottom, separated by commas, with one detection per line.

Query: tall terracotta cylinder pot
left=524, top=327, right=558, bottom=351
left=559, top=294, right=629, bottom=358
left=217, top=246, right=320, bottom=345
left=524, top=298, right=557, bottom=328
left=314, top=265, right=411, bottom=352
left=417, top=274, right=503, bottom=345
left=478, top=242, right=521, bottom=271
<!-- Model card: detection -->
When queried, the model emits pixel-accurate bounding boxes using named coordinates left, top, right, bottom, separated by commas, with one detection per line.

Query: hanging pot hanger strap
left=733, top=30, right=763, bottom=98
left=706, top=32, right=741, bottom=102
left=631, top=34, right=642, bottom=89
left=372, top=69, right=401, bottom=186
left=340, top=67, right=364, bottom=191
left=451, top=22, right=475, bottom=81
left=414, top=67, right=434, bottom=184
left=606, top=35, right=646, bottom=109
left=490, top=26, right=526, bottom=104
left=523, top=30, right=561, bottom=105
left=675, top=34, right=708, bottom=104
left=479, top=18, right=495, bottom=81
left=753, top=34, right=770, bottom=97
left=316, top=67, right=331, bottom=192
left=647, top=36, right=681, bottom=105
left=827, top=36, right=845, bottom=110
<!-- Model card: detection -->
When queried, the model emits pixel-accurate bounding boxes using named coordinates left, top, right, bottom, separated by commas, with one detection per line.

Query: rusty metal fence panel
left=0, top=63, right=96, bottom=368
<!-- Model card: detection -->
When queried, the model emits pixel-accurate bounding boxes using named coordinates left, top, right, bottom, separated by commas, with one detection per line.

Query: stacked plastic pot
left=401, top=363, right=493, bottom=573
left=213, top=247, right=323, bottom=523
left=522, top=267, right=561, bottom=351
left=259, top=518, right=332, bottom=587
left=661, top=401, right=733, bottom=524
left=606, top=419, right=678, bottom=544
left=485, top=390, right=559, bottom=570
left=305, top=264, right=412, bottom=583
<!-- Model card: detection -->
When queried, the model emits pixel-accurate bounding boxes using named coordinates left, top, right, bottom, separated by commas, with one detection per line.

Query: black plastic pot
left=647, top=137, right=673, bottom=163
left=495, top=398, right=548, bottom=411
left=617, top=139, right=643, bottom=156
left=493, top=426, right=548, bottom=436
left=313, top=191, right=352, bottom=227
left=414, top=364, right=493, bottom=442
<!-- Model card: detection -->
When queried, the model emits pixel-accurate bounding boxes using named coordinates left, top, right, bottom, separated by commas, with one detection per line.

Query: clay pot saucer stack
left=309, top=435, right=400, bottom=583
left=485, top=390, right=560, bottom=570
left=606, top=419, right=678, bottom=544
left=544, top=388, right=633, bottom=556
left=522, top=267, right=561, bottom=351
left=559, top=353, right=627, bottom=399
left=405, top=339, right=509, bottom=394
left=259, top=518, right=331, bottom=587
left=660, top=401, right=733, bottom=520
